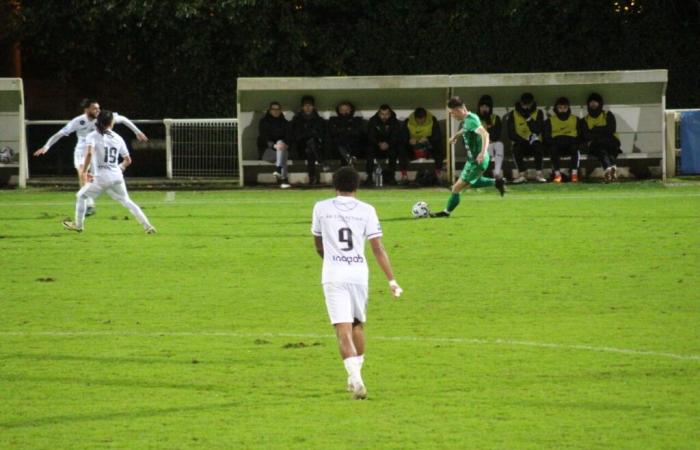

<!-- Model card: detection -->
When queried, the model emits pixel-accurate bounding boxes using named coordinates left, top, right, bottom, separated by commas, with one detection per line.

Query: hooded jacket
left=582, top=93, right=618, bottom=143
left=477, top=96, right=502, bottom=142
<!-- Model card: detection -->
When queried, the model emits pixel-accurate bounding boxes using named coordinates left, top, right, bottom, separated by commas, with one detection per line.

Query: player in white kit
left=34, top=99, right=148, bottom=216
left=62, top=110, right=155, bottom=234
left=311, top=167, right=402, bottom=400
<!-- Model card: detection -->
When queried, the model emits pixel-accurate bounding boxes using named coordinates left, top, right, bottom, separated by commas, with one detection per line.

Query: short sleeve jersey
left=461, top=112, right=483, bottom=161
left=86, top=130, right=129, bottom=176
left=311, top=196, right=383, bottom=285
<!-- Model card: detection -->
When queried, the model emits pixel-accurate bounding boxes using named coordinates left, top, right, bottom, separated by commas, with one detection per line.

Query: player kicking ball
left=62, top=110, right=155, bottom=234
left=311, top=167, right=402, bottom=400
left=431, top=96, right=505, bottom=218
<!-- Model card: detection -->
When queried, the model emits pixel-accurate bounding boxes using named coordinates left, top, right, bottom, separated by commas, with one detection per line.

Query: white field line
left=0, top=330, right=698, bottom=361
left=2, top=191, right=700, bottom=208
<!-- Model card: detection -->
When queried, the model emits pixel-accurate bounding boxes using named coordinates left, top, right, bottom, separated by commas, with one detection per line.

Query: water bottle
left=374, top=160, right=383, bottom=187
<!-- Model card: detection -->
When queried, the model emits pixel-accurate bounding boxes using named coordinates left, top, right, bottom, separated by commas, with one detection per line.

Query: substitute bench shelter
left=238, top=70, right=668, bottom=185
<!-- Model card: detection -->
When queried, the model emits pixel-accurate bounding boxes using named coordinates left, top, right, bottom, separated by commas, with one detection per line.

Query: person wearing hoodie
left=507, top=92, right=546, bottom=183
left=405, top=107, right=444, bottom=181
left=477, top=95, right=504, bottom=180
left=328, top=101, right=365, bottom=167
left=544, top=97, right=584, bottom=183
left=582, top=93, right=621, bottom=182
left=257, top=101, right=292, bottom=188
left=292, top=95, right=328, bottom=185
left=367, top=104, right=408, bottom=185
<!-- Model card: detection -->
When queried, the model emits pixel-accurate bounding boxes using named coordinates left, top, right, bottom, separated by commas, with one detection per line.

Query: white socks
left=343, top=355, right=364, bottom=387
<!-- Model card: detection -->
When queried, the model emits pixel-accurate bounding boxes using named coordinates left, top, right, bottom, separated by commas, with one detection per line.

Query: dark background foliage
left=4, top=0, right=700, bottom=118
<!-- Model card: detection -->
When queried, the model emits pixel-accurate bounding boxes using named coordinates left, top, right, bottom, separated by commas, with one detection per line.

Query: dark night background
left=2, top=0, right=699, bottom=120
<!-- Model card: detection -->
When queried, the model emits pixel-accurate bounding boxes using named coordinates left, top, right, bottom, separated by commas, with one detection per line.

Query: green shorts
left=459, top=153, right=490, bottom=184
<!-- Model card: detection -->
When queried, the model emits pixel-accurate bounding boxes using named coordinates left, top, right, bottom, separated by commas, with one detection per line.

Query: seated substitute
left=477, top=95, right=504, bottom=180
left=257, top=101, right=292, bottom=188
left=507, top=92, right=546, bottom=183
left=328, top=101, right=365, bottom=167
left=405, top=107, right=444, bottom=181
left=367, top=104, right=408, bottom=185
left=582, top=92, right=622, bottom=182
left=292, top=95, right=328, bottom=185
left=544, top=97, right=583, bottom=183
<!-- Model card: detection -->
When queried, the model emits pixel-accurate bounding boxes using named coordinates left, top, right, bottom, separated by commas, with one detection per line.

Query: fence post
left=164, top=119, right=173, bottom=179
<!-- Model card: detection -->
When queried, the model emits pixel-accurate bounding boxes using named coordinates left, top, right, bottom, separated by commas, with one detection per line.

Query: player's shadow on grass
left=0, top=401, right=238, bottom=430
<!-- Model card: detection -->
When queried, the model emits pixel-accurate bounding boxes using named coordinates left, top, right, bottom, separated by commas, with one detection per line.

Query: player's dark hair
left=96, top=110, right=114, bottom=135
left=379, top=104, right=392, bottom=112
left=414, top=107, right=427, bottom=119
left=333, top=166, right=359, bottom=193
left=268, top=101, right=281, bottom=109
left=80, top=98, right=98, bottom=109
left=447, top=96, right=464, bottom=109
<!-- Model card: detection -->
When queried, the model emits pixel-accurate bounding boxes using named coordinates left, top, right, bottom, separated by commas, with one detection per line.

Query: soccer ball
left=411, top=201, right=430, bottom=218
left=0, top=146, right=14, bottom=163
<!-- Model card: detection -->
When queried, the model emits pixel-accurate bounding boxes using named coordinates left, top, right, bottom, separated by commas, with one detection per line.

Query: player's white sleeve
left=43, top=119, right=78, bottom=150
left=366, top=207, right=383, bottom=240
left=311, top=204, right=322, bottom=236
left=114, top=113, right=143, bottom=135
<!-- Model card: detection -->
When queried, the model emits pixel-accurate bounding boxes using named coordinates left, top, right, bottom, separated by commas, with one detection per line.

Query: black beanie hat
left=587, top=92, right=603, bottom=105
left=478, top=95, right=493, bottom=108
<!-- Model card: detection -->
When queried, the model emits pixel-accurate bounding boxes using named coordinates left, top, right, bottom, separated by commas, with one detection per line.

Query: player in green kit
left=431, top=96, right=505, bottom=218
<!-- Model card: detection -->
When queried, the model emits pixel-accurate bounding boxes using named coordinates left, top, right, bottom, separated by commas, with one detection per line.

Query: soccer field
left=1, top=182, right=699, bottom=449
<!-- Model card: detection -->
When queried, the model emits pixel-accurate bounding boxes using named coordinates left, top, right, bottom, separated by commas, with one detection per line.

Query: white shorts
left=323, top=282, right=368, bottom=324
left=78, top=173, right=129, bottom=202
left=73, top=149, right=85, bottom=170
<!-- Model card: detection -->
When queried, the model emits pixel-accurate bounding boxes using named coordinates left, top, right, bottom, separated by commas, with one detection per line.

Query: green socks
left=446, top=192, right=461, bottom=212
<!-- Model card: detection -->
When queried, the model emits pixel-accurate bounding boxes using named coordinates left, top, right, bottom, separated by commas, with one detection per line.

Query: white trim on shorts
left=322, top=282, right=368, bottom=324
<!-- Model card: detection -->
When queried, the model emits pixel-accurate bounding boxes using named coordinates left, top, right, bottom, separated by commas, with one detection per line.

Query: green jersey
left=461, top=112, right=483, bottom=161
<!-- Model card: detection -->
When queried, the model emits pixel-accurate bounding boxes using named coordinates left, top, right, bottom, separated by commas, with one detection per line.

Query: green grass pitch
left=1, top=182, right=699, bottom=449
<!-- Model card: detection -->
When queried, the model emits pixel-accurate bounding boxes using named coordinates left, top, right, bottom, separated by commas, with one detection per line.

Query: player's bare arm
left=476, top=126, right=490, bottom=164
left=119, top=155, right=132, bottom=172
left=314, top=235, right=324, bottom=258
left=81, top=147, right=93, bottom=182
left=369, top=237, right=402, bottom=297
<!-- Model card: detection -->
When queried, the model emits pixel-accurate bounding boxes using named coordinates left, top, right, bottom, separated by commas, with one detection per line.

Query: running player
left=62, top=110, right=155, bottom=234
left=311, top=167, right=402, bottom=400
left=432, top=96, right=505, bottom=218
left=34, top=98, right=148, bottom=216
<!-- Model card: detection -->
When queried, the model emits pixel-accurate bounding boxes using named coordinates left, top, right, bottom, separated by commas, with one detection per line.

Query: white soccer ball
left=412, top=201, right=430, bottom=218
left=0, top=146, right=14, bottom=163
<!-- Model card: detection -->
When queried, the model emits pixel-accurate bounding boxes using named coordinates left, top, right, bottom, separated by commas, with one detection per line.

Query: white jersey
left=45, top=112, right=141, bottom=152
left=85, top=130, right=129, bottom=178
left=311, top=196, right=383, bottom=285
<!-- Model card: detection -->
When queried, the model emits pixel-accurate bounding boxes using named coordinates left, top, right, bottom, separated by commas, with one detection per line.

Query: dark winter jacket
left=368, top=109, right=406, bottom=149
left=328, top=103, right=365, bottom=148
left=477, top=96, right=502, bottom=142
left=291, top=110, right=326, bottom=145
left=257, top=112, right=291, bottom=157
